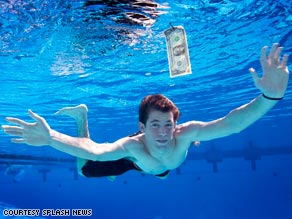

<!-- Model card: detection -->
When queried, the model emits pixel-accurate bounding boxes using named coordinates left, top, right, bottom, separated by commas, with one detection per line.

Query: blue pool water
left=1, top=0, right=292, bottom=218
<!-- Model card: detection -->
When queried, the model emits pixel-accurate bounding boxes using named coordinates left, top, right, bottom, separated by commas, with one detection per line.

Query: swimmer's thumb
left=249, top=68, right=260, bottom=88
left=28, top=110, right=44, bottom=123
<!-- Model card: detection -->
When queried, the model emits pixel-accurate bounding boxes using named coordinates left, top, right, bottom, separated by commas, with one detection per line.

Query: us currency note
left=164, top=26, right=192, bottom=78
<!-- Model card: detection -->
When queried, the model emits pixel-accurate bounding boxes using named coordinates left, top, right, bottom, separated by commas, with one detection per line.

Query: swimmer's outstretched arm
left=179, top=43, right=289, bottom=142
left=2, top=110, right=131, bottom=161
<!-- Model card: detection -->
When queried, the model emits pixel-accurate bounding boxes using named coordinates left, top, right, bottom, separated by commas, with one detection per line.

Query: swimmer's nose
left=159, top=127, right=167, bottom=136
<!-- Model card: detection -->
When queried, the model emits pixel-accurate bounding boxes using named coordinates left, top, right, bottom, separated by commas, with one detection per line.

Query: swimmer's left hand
left=249, top=43, right=289, bottom=99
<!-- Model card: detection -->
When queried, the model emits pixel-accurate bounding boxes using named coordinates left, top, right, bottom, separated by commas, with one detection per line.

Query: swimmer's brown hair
left=139, top=94, right=180, bottom=125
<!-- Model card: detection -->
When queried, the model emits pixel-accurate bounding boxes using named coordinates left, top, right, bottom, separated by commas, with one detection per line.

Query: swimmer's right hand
left=2, top=110, right=51, bottom=146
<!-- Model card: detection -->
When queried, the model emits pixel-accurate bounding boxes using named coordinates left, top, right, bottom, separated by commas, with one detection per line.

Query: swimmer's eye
left=151, top=123, right=159, bottom=128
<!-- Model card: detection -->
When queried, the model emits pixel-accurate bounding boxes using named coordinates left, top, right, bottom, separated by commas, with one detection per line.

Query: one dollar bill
left=164, top=26, right=192, bottom=78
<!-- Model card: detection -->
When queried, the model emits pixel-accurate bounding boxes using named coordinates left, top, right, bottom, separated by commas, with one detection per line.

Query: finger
left=54, top=110, right=61, bottom=115
left=268, top=43, right=279, bottom=61
left=5, top=117, right=29, bottom=127
left=260, top=46, right=268, bottom=66
left=11, top=138, right=26, bottom=144
left=28, top=110, right=44, bottom=123
left=281, top=54, right=289, bottom=69
left=2, top=130, right=23, bottom=137
left=274, top=47, right=283, bottom=64
left=2, top=131, right=23, bottom=137
left=54, top=109, right=64, bottom=115
left=2, top=125, right=23, bottom=136
left=249, top=68, right=261, bottom=87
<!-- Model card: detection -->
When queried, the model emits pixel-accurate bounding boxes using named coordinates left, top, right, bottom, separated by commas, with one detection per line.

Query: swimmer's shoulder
left=174, top=121, right=202, bottom=144
left=127, top=132, right=145, bottom=147
left=114, top=132, right=145, bottom=152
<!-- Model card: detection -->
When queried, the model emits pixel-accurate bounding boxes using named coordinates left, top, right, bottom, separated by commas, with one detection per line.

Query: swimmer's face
left=140, top=110, right=176, bottom=147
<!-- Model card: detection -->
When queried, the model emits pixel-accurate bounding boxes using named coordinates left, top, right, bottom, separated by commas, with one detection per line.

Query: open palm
left=2, top=110, right=51, bottom=146
left=250, top=43, right=289, bottom=98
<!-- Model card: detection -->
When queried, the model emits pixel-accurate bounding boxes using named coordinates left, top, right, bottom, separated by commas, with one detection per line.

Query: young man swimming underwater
left=2, top=43, right=289, bottom=179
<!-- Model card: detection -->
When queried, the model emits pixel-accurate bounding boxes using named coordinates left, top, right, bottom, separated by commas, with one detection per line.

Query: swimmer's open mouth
left=157, top=140, right=168, bottom=144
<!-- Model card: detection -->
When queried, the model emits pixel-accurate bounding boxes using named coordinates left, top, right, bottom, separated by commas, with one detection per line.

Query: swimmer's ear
left=139, top=122, right=145, bottom=133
